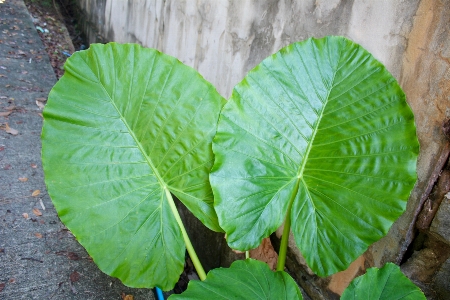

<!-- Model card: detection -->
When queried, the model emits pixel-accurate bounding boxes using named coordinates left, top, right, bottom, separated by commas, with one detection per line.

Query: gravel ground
left=0, top=1, right=155, bottom=298
left=24, top=0, right=77, bottom=79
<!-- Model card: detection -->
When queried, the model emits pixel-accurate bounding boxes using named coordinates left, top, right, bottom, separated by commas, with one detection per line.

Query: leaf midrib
left=294, top=42, right=340, bottom=182
left=286, top=40, right=342, bottom=231
left=80, top=47, right=167, bottom=190
left=118, top=105, right=166, bottom=188
left=94, top=72, right=167, bottom=190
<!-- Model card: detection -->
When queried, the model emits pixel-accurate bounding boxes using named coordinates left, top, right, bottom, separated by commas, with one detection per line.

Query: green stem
left=245, top=251, right=250, bottom=259
left=276, top=209, right=291, bottom=271
left=277, top=178, right=300, bottom=271
left=164, top=187, right=207, bottom=281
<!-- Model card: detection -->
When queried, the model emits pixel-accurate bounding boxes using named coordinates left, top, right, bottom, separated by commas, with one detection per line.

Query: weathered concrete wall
left=74, top=0, right=450, bottom=298
left=76, top=0, right=421, bottom=99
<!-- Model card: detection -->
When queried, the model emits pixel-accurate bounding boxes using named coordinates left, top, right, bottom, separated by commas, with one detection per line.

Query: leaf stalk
left=277, top=178, right=300, bottom=271
left=164, top=187, right=207, bottom=281
left=277, top=210, right=291, bottom=271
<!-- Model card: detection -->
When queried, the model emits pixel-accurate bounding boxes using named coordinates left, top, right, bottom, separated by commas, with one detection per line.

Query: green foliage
left=210, top=36, right=419, bottom=276
left=41, top=36, right=423, bottom=299
left=169, top=259, right=303, bottom=300
left=341, top=263, right=426, bottom=299
left=41, top=43, right=225, bottom=289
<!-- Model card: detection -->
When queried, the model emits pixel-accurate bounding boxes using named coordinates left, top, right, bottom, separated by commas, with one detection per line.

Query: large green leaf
left=211, top=36, right=419, bottom=276
left=169, top=259, right=303, bottom=299
left=341, top=263, right=425, bottom=299
left=42, top=43, right=225, bottom=289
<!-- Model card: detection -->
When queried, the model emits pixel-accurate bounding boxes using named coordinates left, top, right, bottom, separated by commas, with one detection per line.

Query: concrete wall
left=77, top=0, right=421, bottom=99
left=74, top=0, right=450, bottom=298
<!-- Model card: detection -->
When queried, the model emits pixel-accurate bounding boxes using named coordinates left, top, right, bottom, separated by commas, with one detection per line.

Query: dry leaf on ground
left=36, top=100, right=45, bottom=109
left=69, top=271, right=80, bottom=282
left=122, top=294, right=134, bottom=300
left=18, top=177, right=28, bottom=182
left=22, top=213, right=29, bottom=219
left=39, top=199, right=46, bottom=210
left=68, top=252, right=80, bottom=260
left=34, top=233, right=42, bottom=238
left=0, top=111, right=11, bottom=117
left=0, top=123, right=19, bottom=135
left=31, top=190, right=40, bottom=197
left=32, top=208, right=42, bottom=216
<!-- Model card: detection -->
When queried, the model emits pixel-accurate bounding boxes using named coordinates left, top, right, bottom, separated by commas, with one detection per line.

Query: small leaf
left=341, top=263, right=426, bottom=300
left=0, top=111, right=11, bottom=117
left=34, top=233, right=43, bottom=238
left=32, top=208, right=42, bottom=216
left=36, top=100, right=45, bottom=110
left=67, top=252, right=80, bottom=260
left=169, top=259, right=303, bottom=300
left=18, top=177, right=28, bottom=182
left=32, top=190, right=40, bottom=197
left=22, top=213, right=29, bottom=219
left=2, top=123, right=18, bottom=135
left=69, top=271, right=80, bottom=282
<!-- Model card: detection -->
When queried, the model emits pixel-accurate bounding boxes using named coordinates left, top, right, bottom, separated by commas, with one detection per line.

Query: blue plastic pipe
left=155, top=287, right=164, bottom=300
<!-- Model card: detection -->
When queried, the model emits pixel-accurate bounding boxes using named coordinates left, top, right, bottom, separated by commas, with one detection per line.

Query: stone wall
left=73, top=0, right=450, bottom=298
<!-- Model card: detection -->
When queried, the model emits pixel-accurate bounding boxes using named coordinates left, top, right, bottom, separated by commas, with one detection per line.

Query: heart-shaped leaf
left=211, top=36, right=419, bottom=276
left=42, top=43, right=225, bottom=289
left=341, top=263, right=425, bottom=299
left=169, top=259, right=303, bottom=299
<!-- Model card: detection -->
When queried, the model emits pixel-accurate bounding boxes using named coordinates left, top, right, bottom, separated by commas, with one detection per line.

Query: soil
left=24, top=0, right=83, bottom=79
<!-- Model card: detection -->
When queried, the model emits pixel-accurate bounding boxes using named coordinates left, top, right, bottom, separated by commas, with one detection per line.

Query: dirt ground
left=24, top=0, right=79, bottom=79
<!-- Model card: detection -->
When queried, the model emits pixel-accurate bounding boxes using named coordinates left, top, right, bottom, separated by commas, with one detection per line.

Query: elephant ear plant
left=210, top=36, right=419, bottom=276
left=41, top=43, right=226, bottom=289
left=42, top=37, right=425, bottom=299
